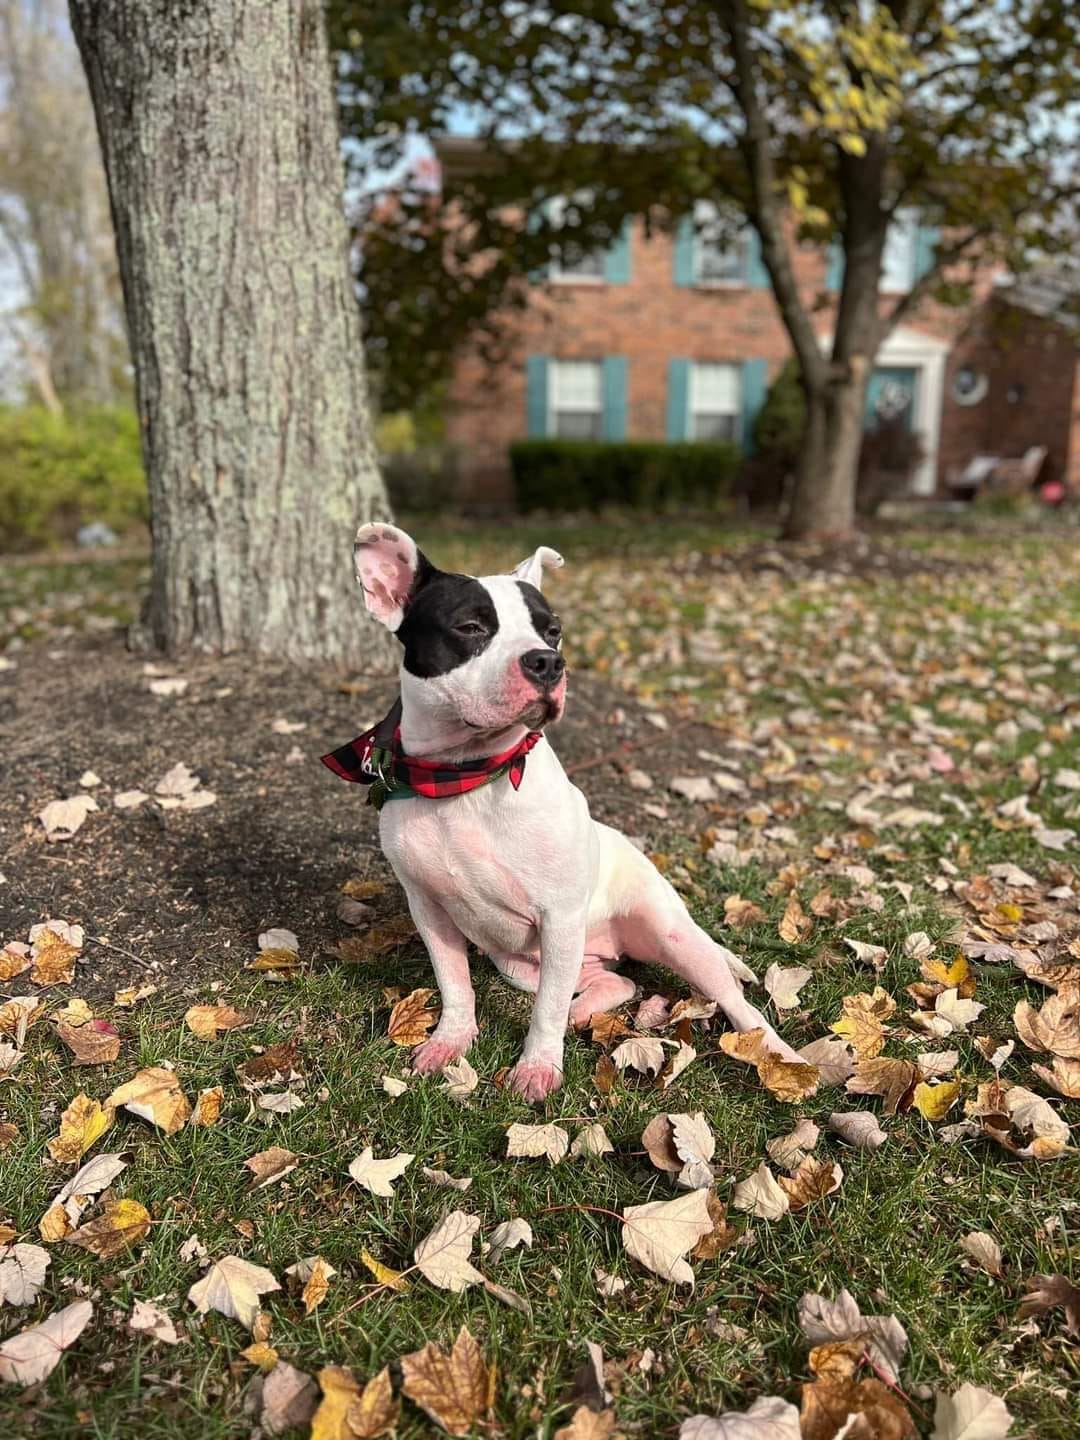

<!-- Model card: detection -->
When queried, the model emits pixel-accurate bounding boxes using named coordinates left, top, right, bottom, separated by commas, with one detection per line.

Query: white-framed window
left=689, top=362, right=741, bottom=442
left=550, top=359, right=604, bottom=439
left=547, top=195, right=606, bottom=282
left=881, top=209, right=920, bottom=293
left=694, top=201, right=748, bottom=286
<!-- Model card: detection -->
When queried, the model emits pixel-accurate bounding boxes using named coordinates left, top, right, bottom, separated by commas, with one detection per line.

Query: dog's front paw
left=506, top=1057, right=564, bottom=1103
left=412, top=1026, right=477, bottom=1076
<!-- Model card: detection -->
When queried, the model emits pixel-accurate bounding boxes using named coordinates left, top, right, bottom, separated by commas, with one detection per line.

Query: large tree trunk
left=783, top=363, right=870, bottom=541
left=68, top=0, right=394, bottom=668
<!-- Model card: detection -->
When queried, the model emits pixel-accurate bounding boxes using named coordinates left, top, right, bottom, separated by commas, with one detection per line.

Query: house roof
left=996, top=258, right=1080, bottom=328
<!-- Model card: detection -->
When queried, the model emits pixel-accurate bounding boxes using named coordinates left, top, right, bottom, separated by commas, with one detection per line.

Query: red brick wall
left=938, top=298, right=1078, bottom=490
left=443, top=220, right=989, bottom=503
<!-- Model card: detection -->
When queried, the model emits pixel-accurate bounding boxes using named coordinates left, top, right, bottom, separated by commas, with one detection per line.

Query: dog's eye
left=546, top=620, right=562, bottom=646
left=454, top=619, right=488, bottom=638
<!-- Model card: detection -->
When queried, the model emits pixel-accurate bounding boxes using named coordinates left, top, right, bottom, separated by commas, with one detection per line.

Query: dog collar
left=321, top=696, right=544, bottom=810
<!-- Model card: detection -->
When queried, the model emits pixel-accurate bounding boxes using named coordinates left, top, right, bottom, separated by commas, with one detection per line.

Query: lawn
left=1, top=516, right=1078, bottom=1439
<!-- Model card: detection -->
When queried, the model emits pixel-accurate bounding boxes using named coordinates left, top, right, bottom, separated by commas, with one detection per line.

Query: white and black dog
left=333, top=522, right=800, bottom=1102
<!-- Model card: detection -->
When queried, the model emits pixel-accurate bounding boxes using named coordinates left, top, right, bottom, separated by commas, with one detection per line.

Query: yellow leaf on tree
left=47, top=1093, right=114, bottom=1163
left=913, top=1080, right=962, bottom=1121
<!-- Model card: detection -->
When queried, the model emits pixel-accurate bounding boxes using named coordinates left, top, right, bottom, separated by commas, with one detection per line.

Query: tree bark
left=68, top=0, right=395, bottom=668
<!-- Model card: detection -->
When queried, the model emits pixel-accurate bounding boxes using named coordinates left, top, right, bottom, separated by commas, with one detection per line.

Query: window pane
left=694, top=198, right=745, bottom=283
left=556, top=246, right=605, bottom=278
left=552, top=360, right=602, bottom=410
left=690, top=363, right=739, bottom=414
left=691, top=413, right=737, bottom=442
left=697, top=242, right=744, bottom=283
left=881, top=210, right=918, bottom=291
left=555, top=410, right=602, bottom=440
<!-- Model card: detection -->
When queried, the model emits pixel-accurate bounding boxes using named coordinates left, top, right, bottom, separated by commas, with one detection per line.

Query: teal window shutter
left=826, top=244, right=845, bottom=291
left=526, top=356, right=550, bottom=437
left=746, top=229, right=770, bottom=288
left=913, top=223, right=939, bottom=282
left=601, top=356, right=628, bottom=440
left=740, top=358, right=768, bottom=453
left=603, top=218, right=632, bottom=284
left=673, top=216, right=696, bottom=287
left=667, top=358, right=690, bottom=441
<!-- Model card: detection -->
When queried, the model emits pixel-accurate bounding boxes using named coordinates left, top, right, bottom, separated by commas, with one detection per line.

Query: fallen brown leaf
left=387, top=988, right=439, bottom=1046
left=56, top=1019, right=120, bottom=1066
left=1017, top=1272, right=1080, bottom=1336
left=108, top=1067, right=191, bottom=1134
left=46, top=1093, right=114, bottom=1163
left=400, top=1326, right=495, bottom=1437
left=64, top=1198, right=150, bottom=1258
left=778, top=1156, right=843, bottom=1210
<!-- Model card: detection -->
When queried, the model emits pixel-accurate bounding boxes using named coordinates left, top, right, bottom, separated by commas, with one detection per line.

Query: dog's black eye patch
left=517, top=582, right=562, bottom=647
left=398, top=573, right=499, bottom=678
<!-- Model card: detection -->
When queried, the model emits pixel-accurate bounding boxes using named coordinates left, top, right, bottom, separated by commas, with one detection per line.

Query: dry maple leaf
left=1014, top=991, right=1080, bottom=1058
left=107, top=1066, right=191, bottom=1134
left=401, top=1326, right=495, bottom=1437
left=40, top=1151, right=130, bottom=1238
left=413, top=1210, right=484, bottom=1292
left=348, top=1147, right=414, bottom=1197
left=845, top=1057, right=919, bottom=1116
left=0, top=944, right=31, bottom=981
left=913, top=1081, right=962, bottom=1122
left=386, top=987, right=439, bottom=1046
left=487, top=1218, right=533, bottom=1261
left=930, top=1383, right=1012, bottom=1440
left=589, top=1012, right=632, bottom=1045
left=360, top=1248, right=409, bottom=1291
left=0, top=1299, right=93, bottom=1387
left=440, top=1055, right=479, bottom=1100
left=733, top=1162, right=790, bottom=1221
left=758, top=1054, right=819, bottom=1103
left=556, top=1407, right=622, bottom=1440
left=192, top=1086, right=224, bottom=1126
left=261, top=1362, right=319, bottom=1437
left=55, top=1018, right=121, bottom=1066
left=778, top=1156, right=843, bottom=1210
left=798, top=1036, right=855, bottom=1085
left=310, top=1365, right=361, bottom=1440
left=187, top=1255, right=281, bottom=1330
left=38, top=794, right=99, bottom=842
left=1030, top=1055, right=1080, bottom=1099
left=237, top=1042, right=302, bottom=1086
left=724, top=894, right=766, bottom=929
left=691, top=1191, right=736, bottom=1260
left=246, top=947, right=303, bottom=976
left=611, top=1035, right=667, bottom=1076
left=779, top=891, right=813, bottom=944
left=245, top=1146, right=299, bottom=1190
left=827, top=1111, right=887, bottom=1150
left=0, top=996, right=45, bottom=1042
left=621, top=1188, right=713, bottom=1285
left=959, top=1231, right=1003, bottom=1279
left=47, top=1092, right=114, bottom=1163
left=765, top=962, right=813, bottom=1011
left=798, top=1290, right=908, bottom=1381
left=506, top=1122, right=570, bottom=1164
left=767, top=1119, right=821, bottom=1172
left=0, top=1242, right=50, bottom=1306
left=183, top=1004, right=253, bottom=1040
left=801, top=1376, right=916, bottom=1440
left=808, top=1339, right=866, bottom=1383
left=570, top=1122, right=614, bottom=1159
left=347, top=1366, right=398, bottom=1439
left=241, top=1340, right=280, bottom=1373
left=64, top=1198, right=150, bottom=1259
left=844, top=939, right=888, bottom=972
left=680, top=1395, right=801, bottom=1438
left=128, top=1299, right=180, bottom=1345
left=29, top=928, right=80, bottom=985
left=0, top=1121, right=18, bottom=1151
left=1017, top=1272, right=1080, bottom=1337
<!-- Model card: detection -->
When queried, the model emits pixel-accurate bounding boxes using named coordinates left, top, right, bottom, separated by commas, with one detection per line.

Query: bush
left=857, top=415, right=927, bottom=517
left=0, top=406, right=147, bottom=550
left=510, top=439, right=741, bottom=512
left=746, top=358, right=805, bottom=509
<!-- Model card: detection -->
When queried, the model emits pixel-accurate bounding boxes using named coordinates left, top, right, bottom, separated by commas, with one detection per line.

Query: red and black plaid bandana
left=321, top=696, right=544, bottom=809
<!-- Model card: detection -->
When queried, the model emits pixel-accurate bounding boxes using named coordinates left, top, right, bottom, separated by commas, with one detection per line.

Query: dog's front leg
left=507, top=910, right=587, bottom=1102
left=403, top=888, right=479, bottom=1074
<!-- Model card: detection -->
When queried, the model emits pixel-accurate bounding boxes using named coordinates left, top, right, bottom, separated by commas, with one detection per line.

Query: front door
left=865, top=366, right=919, bottom=433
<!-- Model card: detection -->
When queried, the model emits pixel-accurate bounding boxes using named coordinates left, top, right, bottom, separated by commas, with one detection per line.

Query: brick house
left=436, top=153, right=1079, bottom=505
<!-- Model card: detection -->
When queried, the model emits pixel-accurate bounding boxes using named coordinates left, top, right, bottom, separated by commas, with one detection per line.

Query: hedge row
left=510, top=439, right=741, bottom=512
left=0, top=406, right=148, bottom=550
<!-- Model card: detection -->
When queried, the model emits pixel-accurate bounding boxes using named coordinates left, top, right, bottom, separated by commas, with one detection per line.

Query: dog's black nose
left=520, top=648, right=565, bottom=689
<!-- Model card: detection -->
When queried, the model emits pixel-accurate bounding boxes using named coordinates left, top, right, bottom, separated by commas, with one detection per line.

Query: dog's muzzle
left=520, top=648, right=565, bottom=691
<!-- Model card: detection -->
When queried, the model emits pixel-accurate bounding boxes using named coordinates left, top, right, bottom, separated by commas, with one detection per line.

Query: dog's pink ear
left=354, top=522, right=427, bottom=631
left=511, top=545, right=564, bottom=591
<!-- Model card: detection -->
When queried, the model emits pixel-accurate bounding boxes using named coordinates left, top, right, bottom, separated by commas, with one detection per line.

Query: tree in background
left=334, top=0, right=1078, bottom=540
left=69, top=0, right=392, bottom=667
left=0, top=0, right=125, bottom=411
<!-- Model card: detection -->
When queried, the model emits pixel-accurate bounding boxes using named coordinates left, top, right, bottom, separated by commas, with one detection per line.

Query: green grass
left=2, top=516, right=1079, bottom=1437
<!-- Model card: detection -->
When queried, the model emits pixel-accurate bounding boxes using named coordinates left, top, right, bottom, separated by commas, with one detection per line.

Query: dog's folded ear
left=511, top=545, right=564, bottom=591
left=354, top=522, right=435, bottom=631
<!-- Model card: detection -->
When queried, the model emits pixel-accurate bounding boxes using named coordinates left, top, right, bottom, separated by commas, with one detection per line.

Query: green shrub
left=509, top=439, right=741, bottom=512
left=0, top=406, right=148, bottom=550
left=752, top=357, right=805, bottom=467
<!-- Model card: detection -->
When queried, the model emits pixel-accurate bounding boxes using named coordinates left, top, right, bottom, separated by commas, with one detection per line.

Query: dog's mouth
left=519, top=695, right=562, bottom=729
